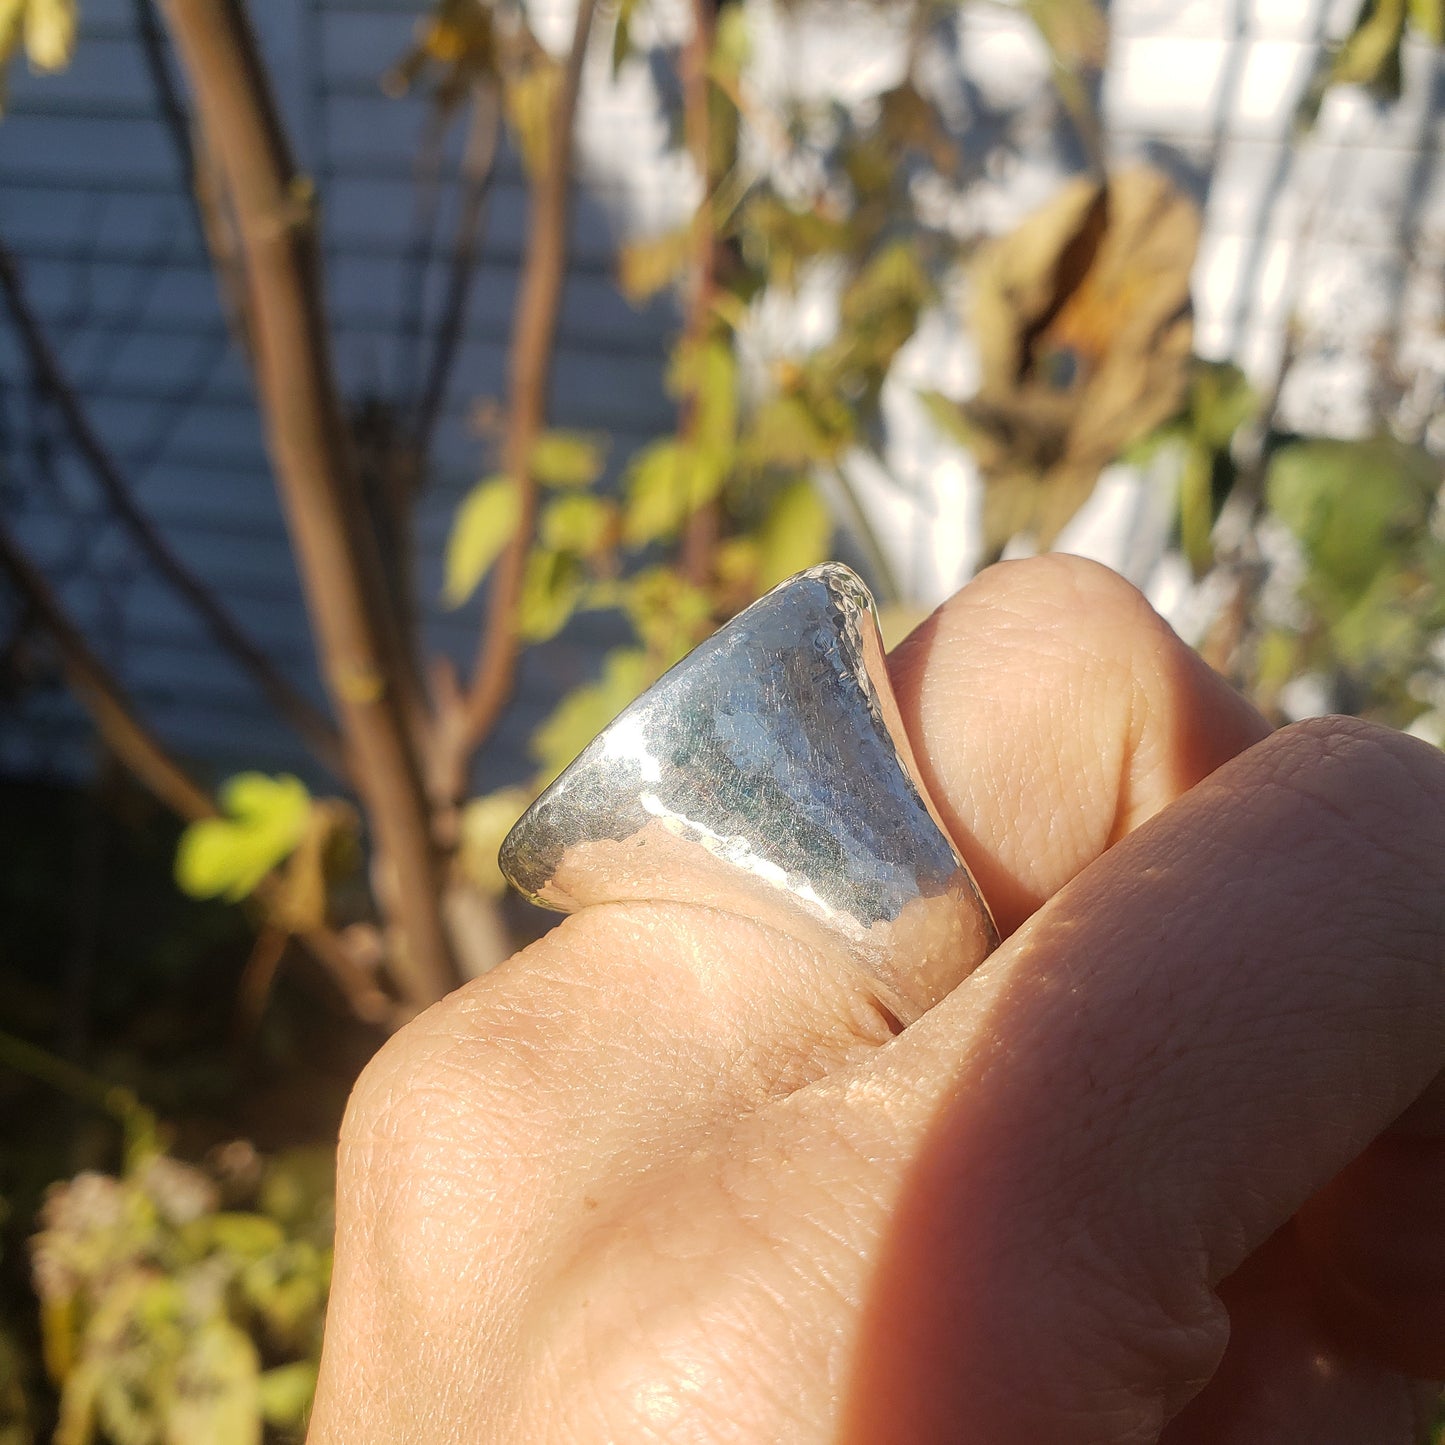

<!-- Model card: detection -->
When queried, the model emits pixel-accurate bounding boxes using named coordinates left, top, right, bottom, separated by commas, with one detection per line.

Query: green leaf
left=670, top=339, right=738, bottom=455
left=621, top=439, right=724, bottom=545
left=917, top=389, right=986, bottom=453
left=1266, top=436, right=1436, bottom=607
left=621, top=567, right=713, bottom=661
left=617, top=227, right=693, bottom=305
left=539, top=493, right=615, bottom=556
left=531, top=648, right=658, bottom=782
left=611, top=0, right=641, bottom=74
left=182, top=1210, right=288, bottom=1261
left=742, top=394, right=837, bottom=470
left=175, top=775, right=311, bottom=903
left=257, top=1362, right=318, bottom=1429
left=517, top=548, right=584, bottom=642
left=708, top=3, right=751, bottom=85
left=1189, top=362, right=1256, bottom=449
left=1408, top=0, right=1445, bottom=41
left=21, top=0, right=76, bottom=72
left=755, top=480, right=833, bottom=590
left=1330, top=0, right=1408, bottom=95
left=162, top=1319, right=261, bottom=1445
left=1177, top=441, right=1215, bottom=578
left=529, top=430, right=606, bottom=488
left=444, top=475, right=520, bottom=607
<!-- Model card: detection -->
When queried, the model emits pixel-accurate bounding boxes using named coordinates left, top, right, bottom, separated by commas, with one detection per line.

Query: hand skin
left=309, top=555, right=1445, bottom=1444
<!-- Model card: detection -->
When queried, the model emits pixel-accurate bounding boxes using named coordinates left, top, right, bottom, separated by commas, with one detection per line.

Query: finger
left=821, top=716, right=1445, bottom=1442
left=888, top=553, right=1269, bottom=935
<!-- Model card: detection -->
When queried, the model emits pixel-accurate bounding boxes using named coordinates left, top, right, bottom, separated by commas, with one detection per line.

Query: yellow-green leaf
left=539, top=493, right=615, bottom=555
left=257, top=1362, right=318, bottom=1429
left=742, top=394, right=837, bottom=469
left=621, top=567, right=713, bottom=661
left=163, top=1319, right=261, bottom=1445
left=444, top=474, right=520, bottom=607
left=22, top=0, right=75, bottom=72
left=708, top=3, right=750, bottom=85
left=517, top=548, right=583, bottom=642
left=458, top=787, right=533, bottom=895
left=611, top=0, right=642, bottom=75
left=670, top=339, right=738, bottom=455
left=622, top=439, right=724, bottom=545
left=1, top=0, right=27, bottom=66
left=755, top=480, right=832, bottom=590
left=175, top=774, right=311, bottom=903
left=1408, top=0, right=1445, bottom=41
left=529, top=430, right=606, bottom=488
left=532, top=648, right=658, bottom=782
left=617, top=227, right=692, bottom=305
left=1330, top=0, right=1408, bottom=93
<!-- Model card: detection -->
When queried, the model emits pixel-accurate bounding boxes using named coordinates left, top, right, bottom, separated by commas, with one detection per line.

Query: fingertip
left=887, top=554, right=1270, bottom=935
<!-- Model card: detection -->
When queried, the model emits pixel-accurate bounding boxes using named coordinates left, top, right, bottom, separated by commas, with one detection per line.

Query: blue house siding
left=0, top=0, right=680, bottom=788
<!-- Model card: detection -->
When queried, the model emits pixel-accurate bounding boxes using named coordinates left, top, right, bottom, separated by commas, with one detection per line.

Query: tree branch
left=157, top=0, right=459, bottom=1008
left=679, top=0, right=720, bottom=587
left=0, top=240, right=344, bottom=775
left=0, top=518, right=399, bottom=1027
left=456, top=0, right=600, bottom=767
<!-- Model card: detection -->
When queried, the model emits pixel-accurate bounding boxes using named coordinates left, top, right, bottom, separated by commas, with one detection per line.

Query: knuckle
left=1245, top=715, right=1445, bottom=935
left=1260, top=714, right=1445, bottom=832
left=339, top=984, right=546, bottom=1157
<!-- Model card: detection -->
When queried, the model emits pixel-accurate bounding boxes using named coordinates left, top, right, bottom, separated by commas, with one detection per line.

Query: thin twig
left=0, top=1026, right=160, bottom=1157
left=134, top=0, right=257, bottom=360
left=394, top=98, right=457, bottom=414
left=152, top=0, right=461, bottom=1007
left=133, top=0, right=198, bottom=213
left=414, top=83, right=503, bottom=460
left=0, top=241, right=344, bottom=775
left=456, top=0, right=600, bottom=772
left=0, top=519, right=400, bottom=1026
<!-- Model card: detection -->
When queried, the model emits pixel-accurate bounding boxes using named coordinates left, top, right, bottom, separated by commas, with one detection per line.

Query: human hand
left=309, top=555, right=1445, bottom=1444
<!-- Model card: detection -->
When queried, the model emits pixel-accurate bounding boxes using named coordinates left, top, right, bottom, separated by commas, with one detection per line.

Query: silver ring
left=498, top=563, right=997, bottom=1024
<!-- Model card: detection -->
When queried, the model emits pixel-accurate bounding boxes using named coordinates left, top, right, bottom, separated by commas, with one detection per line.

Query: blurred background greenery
left=1, top=0, right=1443, bottom=1438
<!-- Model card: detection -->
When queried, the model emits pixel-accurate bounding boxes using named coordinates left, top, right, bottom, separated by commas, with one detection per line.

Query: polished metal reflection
left=499, top=563, right=998, bottom=1023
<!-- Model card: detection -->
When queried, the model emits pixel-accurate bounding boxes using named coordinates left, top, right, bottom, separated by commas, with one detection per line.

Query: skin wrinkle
left=835, top=718, right=1445, bottom=1443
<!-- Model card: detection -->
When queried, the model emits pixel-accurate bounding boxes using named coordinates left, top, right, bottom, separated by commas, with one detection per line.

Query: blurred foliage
left=0, top=0, right=76, bottom=107
left=1256, top=436, right=1445, bottom=726
left=1299, top=0, right=1445, bottom=124
left=31, top=1140, right=331, bottom=1445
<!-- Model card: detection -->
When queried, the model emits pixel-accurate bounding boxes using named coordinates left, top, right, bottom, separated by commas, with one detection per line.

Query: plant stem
left=414, top=84, right=503, bottom=460
left=457, top=0, right=600, bottom=773
left=0, top=1026, right=159, bottom=1156
left=158, top=0, right=459, bottom=1008
left=678, top=0, right=721, bottom=589
left=0, top=519, right=400, bottom=1025
left=0, top=241, right=343, bottom=776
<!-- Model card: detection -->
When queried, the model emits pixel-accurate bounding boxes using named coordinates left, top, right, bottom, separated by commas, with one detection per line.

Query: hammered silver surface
left=498, top=563, right=997, bottom=1023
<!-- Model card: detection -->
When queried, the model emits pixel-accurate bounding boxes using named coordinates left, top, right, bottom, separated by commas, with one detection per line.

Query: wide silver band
left=499, top=563, right=997, bottom=1024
